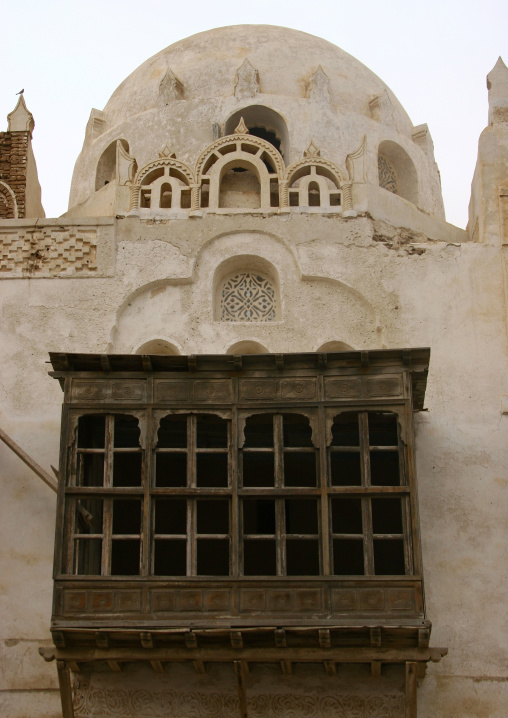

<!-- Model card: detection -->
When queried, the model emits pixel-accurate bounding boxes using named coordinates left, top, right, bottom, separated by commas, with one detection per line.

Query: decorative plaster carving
left=135, top=157, right=194, bottom=187
left=234, top=59, right=259, bottom=100
left=346, top=136, right=366, bottom=183
left=195, top=134, right=285, bottom=180
left=159, top=144, right=177, bottom=159
left=158, top=66, right=184, bottom=104
left=220, top=272, right=276, bottom=322
left=0, top=181, right=18, bottom=219
left=369, top=90, right=396, bottom=127
left=307, top=66, right=331, bottom=103
left=7, top=94, right=34, bottom=134
left=0, top=227, right=98, bottom=275
left=378, top=156, right=398, bottom=194
left=304, top=141, right=321, bottom=158
left=116, top=142, right=137, bottom=186
left=74, top=687, right=404, bottom=717
left=285, top=157, right=346, bottom=186
left=234, top=117, right=249, bottom=135
left=86, top=109, right=106, bottom=140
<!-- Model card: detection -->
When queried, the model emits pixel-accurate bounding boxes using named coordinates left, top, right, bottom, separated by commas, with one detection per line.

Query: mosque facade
left=0, top=25, right=507, bottom=718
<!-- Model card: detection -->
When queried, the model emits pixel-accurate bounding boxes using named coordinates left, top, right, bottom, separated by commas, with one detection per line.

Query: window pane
left=77, top=453, right=104, bottom=487
left=284, top=452, right=316, bottom=487
left=113, top=453, right=142, bottom=486
left=154, top=539, right=187, bottom=575
left=197, top=539, right=229, bottom=575
left=112, top=500, right=141, bottom=535
left=286, top=539, right=319, bottom=575
left=155, top=499, right=186, bottom=534
left=372, top=498, right=403, bottom=534
left=282, top=414, right=313, bottom=447
left=77, top=415, right=105, bottom=449
left=75, top=538, right=102, bottom=575
left=196, top=453, right=228, bottom=487
left=243, top=414, right=274, bottom=448
left=111, top=539, right=140, bottom=575
left=330, top=452, right=361, bottom=486
left=114, top=415, right=140, bottom=448
left=156, top=453, right=187, bottom=487
left=157, top=416, right=187, bottom=448
left=370, top=450, right=400, bottom=486
left=243, top=499, right=275, bottom=534
left=374, top=539, right=405, bottom=574
left=242, top=452, right=274, bottom=487
left=244, top=539, right=276, bottom=575
left=75, top=499, right=103, bottom=534
left=368, top=412, right=398, bottom=446
left=331, top=412, right=360, bottom=446
left=285, top=499, right=318, bottom=534
left=197, top=499, right=229, bottom=534
left=331, top=498, right=363, bottom=534
left=333, top=539, right=364, bottom=575
left=196, top=414, right=228, bottom=448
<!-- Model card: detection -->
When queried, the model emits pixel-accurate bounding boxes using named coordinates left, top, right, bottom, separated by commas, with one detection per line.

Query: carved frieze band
left=71, top=380, right=147, bottom=402
left=156, top=380, right=232, bottom=403
left=59, top=585, right=418, bottom=618
left=239, top=378, right=317, bottom=401
left=74, top=687, right=405, bottom=717
left=324, top=376, right=403, bottom=399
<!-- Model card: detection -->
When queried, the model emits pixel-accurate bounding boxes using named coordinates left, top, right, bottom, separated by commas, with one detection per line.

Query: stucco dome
left=67, top=25, right=444, bottom=220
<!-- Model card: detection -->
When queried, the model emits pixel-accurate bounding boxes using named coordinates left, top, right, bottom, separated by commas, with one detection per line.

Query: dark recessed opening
left=197, top=499, right=229, bottom=534
left=374, top=539, right=405, bottom=575
left=114, top=415, right=140, bottom=448
left=78, top=415, right=105, bottom=449
left=197, top=539, right=230, bottom=575
left=155, top=498, right=187, bottom=534
left=332, top=412, right=360, bottom=446
left=333, top=538, right=364, bottom=575
left=284, top=452, right=317, bottom=487
left=285, top=499, right=318, bottom=534
left=370, top=450, right=400, bottom=486
left=286, top=539, right=319, bottom=575
left=331, top=498, right=363, bottom=534
left=112, top=499, right=141, bottom=535
left=154, top=539, right=186, bottom=575
left=330, top=451, right=362, bottom=486
left=157, top=416, right=187, bottom=449
left=243, top=539, right=276, bottom=575
left=113, top=453, right=142, bottom=487
left=372, top=498, right=403, bottom=534
left=243, top=498, right=276, bottom=534
left=196, top=453, right=228, bottom=487
left=242, top=452, right=275, bottom=487
left=156, top=453, right=187, bottom=487
left=77, top=453, right=104, bottom=487
left=111, top=539, right=140, bottom=575
left=244, top=414, right=274, bottom=448
left=248, top=126, right=281, bottom=154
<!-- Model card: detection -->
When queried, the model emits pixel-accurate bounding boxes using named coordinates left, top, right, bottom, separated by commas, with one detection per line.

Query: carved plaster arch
left=0, top=181, right=18, bottom=218
left=195, top=134, right=284, bottom=181
left=135, top=157, right=194, bottom=187
left=285, top=157, right=346, bottom=187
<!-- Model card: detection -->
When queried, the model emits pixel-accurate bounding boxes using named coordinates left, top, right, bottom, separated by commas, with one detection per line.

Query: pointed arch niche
left=213, top=256, right=281, bottom=323
left=224, top=105, right=289, bottom=161
left=378, top=140, right=418, bottom=206
left=95, top=139, right=129, bottom=191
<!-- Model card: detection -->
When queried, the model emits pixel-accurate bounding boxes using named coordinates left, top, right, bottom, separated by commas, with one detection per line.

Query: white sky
left=1, top=0, right=507, bottom=228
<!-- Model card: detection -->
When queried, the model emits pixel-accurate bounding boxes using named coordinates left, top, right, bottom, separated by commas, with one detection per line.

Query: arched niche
left=213, top=255, right=281, bottom=322
left=378, top=140, right=418, bottom=205
left=286, top=159, right=343, bottom=209
left=224, top=105, right=289, bottom=161
left=135, top=339, right=181, bottom=355
left=317, top=340, right=355, bottom=352
left=226, top=340, right=269, bottom=355
left=219, top=162, right=261, bottom=209
left=136, top=159, right=193, bottom=211
left=95, top=139, right=129, bottom=191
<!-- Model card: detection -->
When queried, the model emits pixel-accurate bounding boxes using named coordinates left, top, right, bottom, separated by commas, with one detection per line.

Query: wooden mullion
left=101, top=416, right=114, bottom=575
left=141, top=409, right=150, bottom=577
left=360, top=412, right=374, bottom=575
left=274, top=415, right=285, bottom=576
left=188, top=416, right=196, bottom=576
left=318, top=405, right=330, bottom=575
left=231, top=405, right=239, bottom=578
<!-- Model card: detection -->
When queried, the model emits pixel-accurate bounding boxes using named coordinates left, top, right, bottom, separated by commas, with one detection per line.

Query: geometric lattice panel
left=378, top=156, right=398, bottom=195
left=220, top=272, right=276, bottom=322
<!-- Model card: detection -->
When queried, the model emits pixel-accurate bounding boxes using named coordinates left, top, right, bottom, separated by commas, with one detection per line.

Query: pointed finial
left=304, top=140, right=321, bottom=158
left=159, top=143, right=176, bottom=159
left=7, top=94, right=34, bottom=134
left=486, top=56, right=508, bottom=124
left=234, top=59, right=259, bottom=100
left=307, top=66, right=331, bottom=102
left=234, top=117, right=249, bottom=134
left=158, top=65, right=184, bottom=105
left=16, top=89, right=24, bottom=95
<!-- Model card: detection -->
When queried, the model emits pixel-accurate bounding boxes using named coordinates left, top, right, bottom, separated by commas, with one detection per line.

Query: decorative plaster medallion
left=221, top=273, right=276, bottom=322
left=234, top=59, right=259, bottom=100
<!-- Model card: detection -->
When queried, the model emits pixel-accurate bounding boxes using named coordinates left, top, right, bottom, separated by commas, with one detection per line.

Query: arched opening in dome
left=135, top=339, right=180, bottom=355
left=160, top=183, right=172, bottom=209
left=95, top=139, right=129, bottom=191
left=226, top=340, right=269, bottom=355
left=224, top=106, right=289, bottom=161
left=219, top=164, right=261, bottom=209
left=378, top=141, right=418, bottom=205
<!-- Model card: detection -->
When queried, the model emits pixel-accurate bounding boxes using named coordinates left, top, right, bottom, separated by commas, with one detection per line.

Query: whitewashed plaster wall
left=0, top=212, right=507, bottom=716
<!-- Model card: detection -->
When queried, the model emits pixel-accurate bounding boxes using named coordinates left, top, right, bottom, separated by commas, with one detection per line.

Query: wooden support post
left=234, top=660, right=248, bottom=718
left=0, top=426, right=58, bottom=493
left=324, top=660, right=336, bottom=676
left=193, top=660, right=206, bottom=674
left=151, top=660, right=165, bottom=674
left=274, top=629, right=286, bottom=648
left=371, top=661, right=382, bottom=677
left=57, top=661, right=75, bottom=718
left=405, top=661, right=417, bottom=718
left=230, top=631, right=243, bottom=648
left=280, top=660, right=292, bottom=675
left=107, top=660, right=122, bottom=672
left=68, top=662, right=80, bottom=674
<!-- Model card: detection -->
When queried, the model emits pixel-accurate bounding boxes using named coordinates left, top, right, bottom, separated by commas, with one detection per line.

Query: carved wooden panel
left=239, top=378, right=317, bottom=402
left=155, top=379, right=232, bottom=403
left=325, top=376, right=402, bottom=400
left=71, top=380, right=147, bottom=402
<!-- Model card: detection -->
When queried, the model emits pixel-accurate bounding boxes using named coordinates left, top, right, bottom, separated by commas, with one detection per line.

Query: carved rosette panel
left=74, top=687, right=404, bottom=717
left=220, top=272, right=276, bottom=322
left=324, top=376, right=402, bottom=400
left=378, top=156, right=398, bottom=195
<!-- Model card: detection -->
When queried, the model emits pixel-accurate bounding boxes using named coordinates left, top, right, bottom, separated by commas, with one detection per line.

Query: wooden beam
left=95, top=633, right=109, bottom=649
left=405, top=661, right=417, bottom=718
left=274, top=629, right=286, bottom=648
left=68, top=662, right=80, bottom=674
left=370, top=628, right=382, bottom=647
left=0, top=426, right=58, bottom=493
left=140, top=632, right=153, bottom=649
left=318, top=629, right=331, bottom=648
left=230, top=631, right=243, bottom=648
left=234, top=660, right=248, bottom=718
left=107, top=660, right=122, bottom=672
left=56, top=661, right=75, bottom=718
left=185, top=632, right=197, bottom=649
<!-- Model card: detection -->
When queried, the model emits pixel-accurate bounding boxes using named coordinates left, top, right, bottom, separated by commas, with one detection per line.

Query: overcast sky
left=2, top=0, right=507, bottom=228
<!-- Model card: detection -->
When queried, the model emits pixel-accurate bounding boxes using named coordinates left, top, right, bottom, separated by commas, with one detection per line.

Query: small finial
left=234, top=117, right=249, bottom=134
left=304, top=140, right=321, bottom=158
left=159, top=143, right=176, bottom=159
left=16, top=89, right=24, bottom=95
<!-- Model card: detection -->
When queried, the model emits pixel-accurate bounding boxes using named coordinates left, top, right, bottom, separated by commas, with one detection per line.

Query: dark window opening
left=308, top=181, right=321, bottom=207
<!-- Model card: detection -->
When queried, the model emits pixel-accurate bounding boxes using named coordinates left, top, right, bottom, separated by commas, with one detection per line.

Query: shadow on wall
left=317, top=340, right=355, bottom=352
left=226, top=340, right=270, bottom=354
left=135, top=339, right=181, bottom=355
